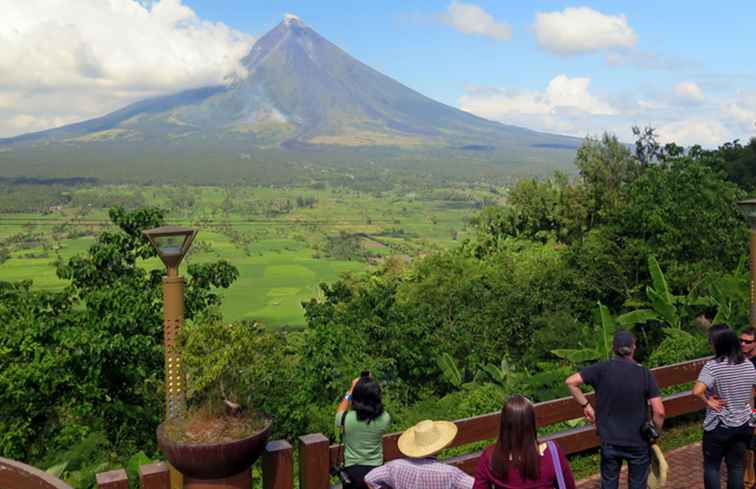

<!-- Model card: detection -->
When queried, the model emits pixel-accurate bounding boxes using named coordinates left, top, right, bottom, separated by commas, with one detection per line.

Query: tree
left=0, top=207, right=238, bottom=463
left=574, top=133, right=641, bottom=226
left=632, top=126, right=663, bottom=167
left=609, top=158, right=747, bottom=288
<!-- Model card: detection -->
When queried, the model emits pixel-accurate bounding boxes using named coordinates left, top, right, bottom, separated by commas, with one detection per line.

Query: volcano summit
left=0, top=16, right=580, bottom=183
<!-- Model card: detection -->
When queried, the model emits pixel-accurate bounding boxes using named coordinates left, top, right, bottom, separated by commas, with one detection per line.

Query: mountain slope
left=0, top=15, right=581, bottom=183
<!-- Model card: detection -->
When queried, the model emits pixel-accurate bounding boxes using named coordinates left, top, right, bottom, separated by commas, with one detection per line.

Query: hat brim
left=397, top=421, right=458, bottom=458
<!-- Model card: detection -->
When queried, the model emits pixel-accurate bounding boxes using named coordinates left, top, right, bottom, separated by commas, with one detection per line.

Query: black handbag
left=330, top=411, right=352, bottom=485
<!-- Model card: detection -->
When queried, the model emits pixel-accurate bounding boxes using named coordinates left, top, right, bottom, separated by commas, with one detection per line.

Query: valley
left=0, top=182, right=501, bottom=328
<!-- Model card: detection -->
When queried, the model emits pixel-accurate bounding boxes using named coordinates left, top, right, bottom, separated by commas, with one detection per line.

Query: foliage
left=699, top=138, right=756, bottom=191
left=0, top=207, right=237, bottom=466
left=180, top=309, right=296, bottom=419
left=436, top=353, right=465, bottom=389
left=646, top=328, right=710, bottom=368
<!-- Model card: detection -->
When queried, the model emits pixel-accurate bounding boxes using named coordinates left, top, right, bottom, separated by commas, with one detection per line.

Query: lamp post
left=143, top=225, right=197, bottom=419
left=737, top=199, right=756, bottom=328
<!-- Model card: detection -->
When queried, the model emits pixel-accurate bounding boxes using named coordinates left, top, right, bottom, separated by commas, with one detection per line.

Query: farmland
left=0, top=183, right=501, bottom=328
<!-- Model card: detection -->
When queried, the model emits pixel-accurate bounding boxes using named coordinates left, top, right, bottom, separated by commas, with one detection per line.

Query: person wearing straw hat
left=364, top=419, right=473, bottom=489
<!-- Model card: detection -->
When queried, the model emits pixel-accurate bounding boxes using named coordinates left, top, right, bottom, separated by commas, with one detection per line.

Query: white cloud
left=724, top=90, right=756, bottom=135
left=459, top=75, right=615, bottom=123
left=443, top=2, right=512, bottom=41
left=534, top=7, right=636, bottom=56
left=0, top=0, right=255, bottom=137
left=657, top=120, right=732, bottom=147
left=673, top=82, right=705, bottom=105
left=458, top=76, right=753, bottom=147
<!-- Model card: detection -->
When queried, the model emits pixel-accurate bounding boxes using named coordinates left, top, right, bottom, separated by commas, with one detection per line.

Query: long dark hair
left=711, top=327, right=745, bottom=364
left=490, top=395, right=539, bottom=481
left=351, top=377, right=383, bottom=423
left=709, top=323, right=731, bottom=346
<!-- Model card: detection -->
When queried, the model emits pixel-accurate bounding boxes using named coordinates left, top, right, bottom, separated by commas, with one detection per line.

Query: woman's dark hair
left=710, top=326, right=745, bottom=364
left=351, top=376, right=383, bottom=423
left=490, top=395, right=539, bottom=481
left=709, top=323, right=731, bottom=346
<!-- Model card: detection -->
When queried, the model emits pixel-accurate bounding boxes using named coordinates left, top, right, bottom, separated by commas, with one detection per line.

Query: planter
left=157, top=415, right=272, bottom=479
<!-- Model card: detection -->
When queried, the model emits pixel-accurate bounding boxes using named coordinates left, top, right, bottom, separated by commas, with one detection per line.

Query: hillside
left=0, top=16, right=581, bottom=184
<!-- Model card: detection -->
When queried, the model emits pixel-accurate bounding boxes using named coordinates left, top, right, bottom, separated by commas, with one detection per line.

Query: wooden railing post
left=96, top=469, right=128, bottom=489
left=299, top=434, right=330, bottom=489
left=263, top=440, right=294, bottom=489
left=139, top=463, right=170, bottom=489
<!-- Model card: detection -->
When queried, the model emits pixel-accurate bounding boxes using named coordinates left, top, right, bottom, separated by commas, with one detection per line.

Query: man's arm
left=565, top=372, right=595, bottom=423
left=649, top=397, right=665, bottom=431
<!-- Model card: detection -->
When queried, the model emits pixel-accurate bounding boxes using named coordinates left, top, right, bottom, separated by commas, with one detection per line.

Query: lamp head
left=737, top=198, right=756, bottom=228
left=142, top=225, right=197, bottom=273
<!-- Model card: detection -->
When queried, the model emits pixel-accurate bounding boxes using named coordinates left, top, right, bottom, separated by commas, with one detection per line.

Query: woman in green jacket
left=336, top=373, right=391, bottom=489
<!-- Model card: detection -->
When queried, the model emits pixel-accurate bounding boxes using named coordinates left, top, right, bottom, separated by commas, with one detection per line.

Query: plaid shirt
left=364, top=458, right=473, bottom=489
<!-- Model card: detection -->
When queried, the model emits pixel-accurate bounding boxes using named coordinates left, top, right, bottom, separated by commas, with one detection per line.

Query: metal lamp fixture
left=143, top=225, right=197, bottom=275
left=143, top=225, right=198, bottom=420
left=737, top=198, right=756, bottom=328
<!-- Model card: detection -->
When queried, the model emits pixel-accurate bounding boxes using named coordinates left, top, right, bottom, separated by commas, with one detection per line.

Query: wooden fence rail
left=0, top=457, right=74, bottom=489
left=87, top=356, right=710, bottom=489
left=324, top=356, right=709, bottom=474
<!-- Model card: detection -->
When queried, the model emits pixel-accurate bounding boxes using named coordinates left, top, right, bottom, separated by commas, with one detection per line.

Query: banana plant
left=477, top=355, right=518, bottom=387
left=645, top=255, right=679, bottom=328
left=436, top=352, right=464, bottom=388
left=552, top=301, right=656, bottom=365
left=707, top=257, right=749, bottom=325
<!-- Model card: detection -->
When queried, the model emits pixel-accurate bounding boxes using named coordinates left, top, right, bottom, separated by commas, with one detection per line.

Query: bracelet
left=344, top=393, right=352, bottom=401
left=580, top=400, right=590, bottom=408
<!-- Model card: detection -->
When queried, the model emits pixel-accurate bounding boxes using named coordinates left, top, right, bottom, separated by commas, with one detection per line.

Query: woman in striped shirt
left=693, top=325, right=756, bottom=489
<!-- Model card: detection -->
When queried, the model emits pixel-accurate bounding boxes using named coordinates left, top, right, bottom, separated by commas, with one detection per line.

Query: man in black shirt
left=565, top=331, right=665, bottom=489
left=740, top=327, right=756, bottom=366
left=739, top=327, right=756, bottom=489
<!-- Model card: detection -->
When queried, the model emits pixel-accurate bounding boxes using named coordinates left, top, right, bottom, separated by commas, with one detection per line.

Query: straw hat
left=397, top=420, right=458, bottom=458
left=647, top=444, right=668, bottom=489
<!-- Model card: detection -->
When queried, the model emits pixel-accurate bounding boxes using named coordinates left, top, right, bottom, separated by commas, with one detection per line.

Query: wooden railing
left=0, top=457, right=74, bottom=489
left=91, top=356, right=710, bottom=489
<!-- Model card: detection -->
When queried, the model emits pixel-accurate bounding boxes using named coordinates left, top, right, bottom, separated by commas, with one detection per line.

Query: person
left=473, top=395, right=576, bottom=489
left=740, top=327, right=756, bottom=366
left=364, top=419, right=473, bottom=489
left=693, top=325, right=756, bottom=489
left=336, top=373, right=391, bottom=489
left=739, top=327, right=756, bottom=489
left=565, top=330, right=665, bottom=489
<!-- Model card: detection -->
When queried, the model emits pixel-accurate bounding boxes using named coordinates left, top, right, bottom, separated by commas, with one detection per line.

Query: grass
left=0, top=183, right=495, bottom=328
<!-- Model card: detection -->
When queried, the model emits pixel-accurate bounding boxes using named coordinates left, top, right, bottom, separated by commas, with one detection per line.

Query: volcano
left=0, top=16, right=580, bottom=183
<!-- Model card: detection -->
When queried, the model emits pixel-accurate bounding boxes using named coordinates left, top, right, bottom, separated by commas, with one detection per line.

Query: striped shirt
left=697, top=358, right=756, bottom=431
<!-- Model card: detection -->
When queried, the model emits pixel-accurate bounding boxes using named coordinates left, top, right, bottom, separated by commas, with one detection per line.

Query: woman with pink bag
left=473, top=395, right=576, bottom=489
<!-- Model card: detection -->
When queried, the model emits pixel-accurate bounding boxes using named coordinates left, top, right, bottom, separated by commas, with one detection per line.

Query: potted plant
left=157, top=309, right=273, bottom=479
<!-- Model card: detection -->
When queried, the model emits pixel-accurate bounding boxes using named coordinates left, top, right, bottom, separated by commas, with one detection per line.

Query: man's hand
left=584, top=404, right=596, bottom=424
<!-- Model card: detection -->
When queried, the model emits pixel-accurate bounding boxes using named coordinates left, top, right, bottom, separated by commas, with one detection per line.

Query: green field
left=0, top=184, right=499, bottom=328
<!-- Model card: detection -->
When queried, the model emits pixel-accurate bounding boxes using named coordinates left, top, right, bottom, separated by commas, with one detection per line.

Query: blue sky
left=2, top=0, right=755, bottom=145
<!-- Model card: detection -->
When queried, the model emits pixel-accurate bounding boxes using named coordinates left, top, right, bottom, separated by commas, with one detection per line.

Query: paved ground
left=576, top=442, right=729, bottom=489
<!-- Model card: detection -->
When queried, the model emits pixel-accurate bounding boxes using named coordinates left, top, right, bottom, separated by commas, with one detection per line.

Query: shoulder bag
left=330, top=411, right=352, bottom=486
left=547, top=440, right=566, bottom=489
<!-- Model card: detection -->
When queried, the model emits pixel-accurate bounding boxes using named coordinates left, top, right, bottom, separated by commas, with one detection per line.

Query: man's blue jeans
left=600, top=443, right=650, bottom=489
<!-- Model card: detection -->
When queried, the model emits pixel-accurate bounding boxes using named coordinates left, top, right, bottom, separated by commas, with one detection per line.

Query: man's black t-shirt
left=580, top=357, right=660, bottom=447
